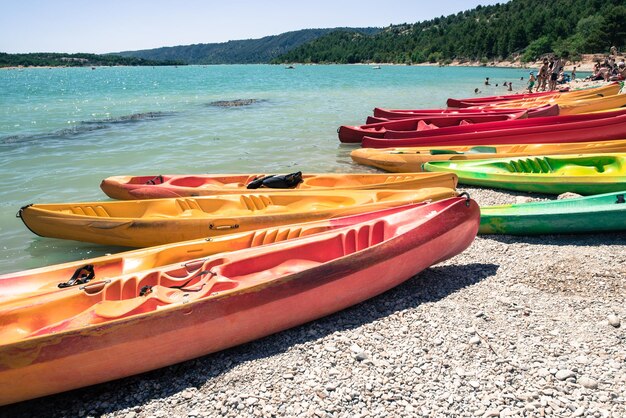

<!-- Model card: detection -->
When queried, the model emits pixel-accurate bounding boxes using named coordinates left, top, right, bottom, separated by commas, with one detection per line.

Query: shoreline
left=4, top=52, right=624, bottom=72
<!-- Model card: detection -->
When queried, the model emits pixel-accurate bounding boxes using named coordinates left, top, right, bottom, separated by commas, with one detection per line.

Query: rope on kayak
left=145, top=175, right=164, bottom=185
left=58, top=264, right=96, bottom=288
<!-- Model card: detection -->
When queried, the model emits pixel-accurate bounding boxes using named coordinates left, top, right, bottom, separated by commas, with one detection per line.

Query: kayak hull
left=18, top=188, right=459, bottom=247
left=370, top=104, right=559, bottom=121
left=0, top=204, right=423, bottom=303
left=453, top=83, right=622, bottom=109
left=479, top=191, right=626, bottom=234
left=350, top=140, right=626, bottom=173
left=0, top=197, right=480, bottom=405
left=100, top=172, right=458, bottom=200
left=362, top=110, right=626, bottom=148
left=338, top=113, right=524, bottom=144
left=423, top=154, right=626, bottom=195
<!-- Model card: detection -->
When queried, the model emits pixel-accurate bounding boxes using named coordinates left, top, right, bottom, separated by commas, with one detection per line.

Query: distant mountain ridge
left=116, top=28, right=380, bottom=64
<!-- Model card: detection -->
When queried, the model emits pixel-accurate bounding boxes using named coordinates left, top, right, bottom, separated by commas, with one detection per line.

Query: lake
left=0, top=64, right=530, bottom=273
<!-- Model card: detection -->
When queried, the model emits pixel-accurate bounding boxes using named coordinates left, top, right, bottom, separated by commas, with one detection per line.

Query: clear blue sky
left=1, top=0, right=504, bottom=54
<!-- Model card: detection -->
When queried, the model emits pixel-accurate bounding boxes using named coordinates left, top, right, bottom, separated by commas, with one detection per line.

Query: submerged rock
left=207, top=99, right=266, bottom=107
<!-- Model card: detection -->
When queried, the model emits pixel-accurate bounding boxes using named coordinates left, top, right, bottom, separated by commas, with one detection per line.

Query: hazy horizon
left=1, top=0, right=504, bottom=54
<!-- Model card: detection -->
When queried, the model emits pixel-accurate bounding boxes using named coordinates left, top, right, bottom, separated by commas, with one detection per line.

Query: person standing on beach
left=571, top=66, right=577, bottom=81
left=549, top=57, right=562, bottom=91
left=528, top=72, right=536, bottom=93
left=537, top=59, right=549, bottom=91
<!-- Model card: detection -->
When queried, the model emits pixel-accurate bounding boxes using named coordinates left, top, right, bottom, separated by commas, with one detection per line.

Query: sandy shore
left=3, top=186, right=624, bottom=417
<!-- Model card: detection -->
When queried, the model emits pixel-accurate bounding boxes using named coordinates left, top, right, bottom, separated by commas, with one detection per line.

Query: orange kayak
left=18, top=188, right=458, bottom=247
left=351, top=139, right=626, bottom=172
left=1, top=204, right=421, bottom=304
left=100, top=171, right=458, bottom=200
left=0, top=196, right=480, bottom=405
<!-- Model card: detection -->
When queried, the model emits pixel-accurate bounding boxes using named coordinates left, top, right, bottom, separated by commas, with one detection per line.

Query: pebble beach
left=4, top=186, right=624, bottom=418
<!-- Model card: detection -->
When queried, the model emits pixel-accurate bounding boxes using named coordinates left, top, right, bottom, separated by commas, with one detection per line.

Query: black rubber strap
left=58, top=264, right=96, bottom=288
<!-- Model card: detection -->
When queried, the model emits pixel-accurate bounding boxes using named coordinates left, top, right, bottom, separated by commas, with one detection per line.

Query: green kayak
left=422, top=153, right=626, bottom=195
left=479, top=191, right=626, bottom=235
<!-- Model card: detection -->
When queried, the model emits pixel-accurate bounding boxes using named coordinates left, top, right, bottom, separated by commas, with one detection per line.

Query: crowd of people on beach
left=474, top=47, right=626, bottom=95
left=527, top=56, right=572, bottom=93
left=587, top=51, right=626, bottom=82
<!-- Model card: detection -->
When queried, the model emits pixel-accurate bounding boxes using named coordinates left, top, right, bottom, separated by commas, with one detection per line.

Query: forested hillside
left=0, top=52, right=181, bottom=68
left=117, top=28, right=379, bottom=64
left=274, top=0, right=626, bottom=64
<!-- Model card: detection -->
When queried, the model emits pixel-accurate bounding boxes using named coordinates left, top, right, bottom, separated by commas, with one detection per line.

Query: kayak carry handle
left=80, top=279, right=112, bottom=295
left=459, top=192, right=471, bottom=207
left=16, top=204, right=33, bottom=218
left=209, top=222, right=239, bottom=231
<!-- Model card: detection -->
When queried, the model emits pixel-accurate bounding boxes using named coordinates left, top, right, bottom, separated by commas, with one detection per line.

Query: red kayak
left=371, top=104, right=559, bottom=122
left=446, top=90, right=562, bottom=108
left=361, top=109, right=626, bottom=148
left=338, top=112, right=525, bottom=143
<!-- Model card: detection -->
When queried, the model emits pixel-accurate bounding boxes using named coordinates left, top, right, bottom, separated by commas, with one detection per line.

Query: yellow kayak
left=351, top=140, right=626, bottom=172
left=557, top=93, right=626, bottom=115
left=18, top=187, right=458, bottom=247
left=100, top=171, right=458, bottom=200
left=476, top=83, right=622, bottom=110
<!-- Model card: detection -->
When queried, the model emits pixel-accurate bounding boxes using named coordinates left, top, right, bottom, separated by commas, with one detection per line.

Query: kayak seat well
left=250, top=225, right=329, bottom=246
left=417, top=120, right=438, bottom=131
left=240, top=194, right=273, bottom=211
left=69, top=205, right=111, bottom=217
left=499, top=158, right=554, bottom=174
left=169, top=176, right=245, bottom=189
left=301, top=176, right=348, bottom=187
left=219, top=222, right=387, bottom=283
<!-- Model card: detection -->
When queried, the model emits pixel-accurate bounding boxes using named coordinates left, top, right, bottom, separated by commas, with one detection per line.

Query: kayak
left=338, top=112, right=525, bottom=144
left=474, top=91, right=626, bottom=116
left=361, top=109, right=626, bottom=148
left=350, top=140, right=626, bottom=172
left=17, top=188, right=459, bottom=247
left=0, top=204, right=423, bottom=304
left=0, top=196, right=480, bottom=405
left=381, top=109, right=626, bottom=140
left=556, top=93, right=626, bottom=115
left=423, top=153, right=626, bottom=195
left=446, top=90, right=562, bottom=108
left=479, top=191, right=626, bottom=235
left=452, top=82, right=622, bottom=108
left=100, top=172, right=458, bottom=200
left=370, top=104, right=559, bottom=121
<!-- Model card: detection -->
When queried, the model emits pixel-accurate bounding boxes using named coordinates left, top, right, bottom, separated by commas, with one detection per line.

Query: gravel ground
left=2, top=187, right=625, bottom=418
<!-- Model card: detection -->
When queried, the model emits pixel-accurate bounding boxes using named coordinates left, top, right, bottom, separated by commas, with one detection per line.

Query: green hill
left=273, top=0, right=626, bottom=64
left=116, top=28, right=379, bottom=64
left=0, top=52, right=181, bottom=68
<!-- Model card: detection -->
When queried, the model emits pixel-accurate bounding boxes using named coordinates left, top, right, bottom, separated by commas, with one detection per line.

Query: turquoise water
left=0, top=64, right=529, bottom=274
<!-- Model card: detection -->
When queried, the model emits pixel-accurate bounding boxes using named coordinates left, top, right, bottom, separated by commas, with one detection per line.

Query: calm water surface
left=0, top=64, right=529, bottom=273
